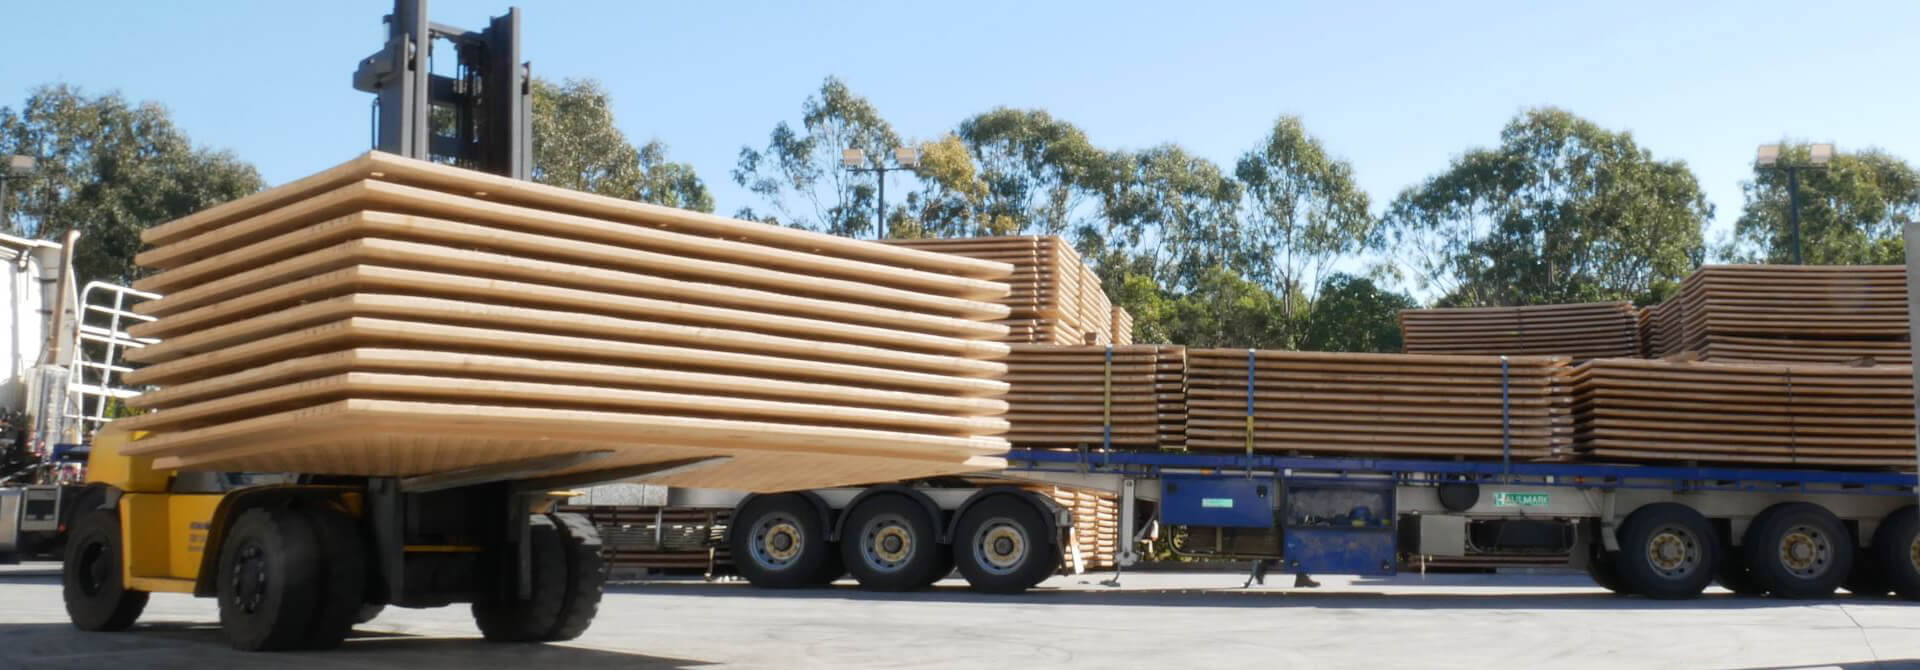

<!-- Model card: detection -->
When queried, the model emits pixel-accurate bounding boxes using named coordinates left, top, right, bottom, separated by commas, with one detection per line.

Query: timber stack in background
left=885, top=236, right=1120, bottom=345
left=1399, top=301, right=1642, bottom=360
left=1642, top=264, right=1910, bottom=365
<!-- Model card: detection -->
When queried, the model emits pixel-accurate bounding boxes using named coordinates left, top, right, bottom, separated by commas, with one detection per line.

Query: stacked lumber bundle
left=1570, top=358, right=1915, bottom=468
left=558, top=505, right=729, bottom=573
left=1184, top=349, right=1574, bottom=459
left=112, top=152, right=1015, bottom=492
left=1038, top=487, right=1120, bottom=571
left=1399, top=302, right=1641, bottom=359
left=1002, top=344, right=1186, bottom=450
left=1111, top=307, right=1135, bottom=346
left=884, top=236, right=1117, bottom=345
left=1652, top=265, right=1910, bottom=366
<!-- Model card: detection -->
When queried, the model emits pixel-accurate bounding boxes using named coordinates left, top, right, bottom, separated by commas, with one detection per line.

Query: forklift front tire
left=62, top=509, right=148, bottom=631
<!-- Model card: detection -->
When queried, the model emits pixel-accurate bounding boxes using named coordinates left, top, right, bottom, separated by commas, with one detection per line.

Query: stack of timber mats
left=885, top=236, right=1119, bottom=345
left=1003, top=344, right=1188, bottom=452
left=1644, top=264, right=1910, bottom=365
left=114, top=151, right=1015, bottom=492
left=1400, top=301, right=1642, bottom=360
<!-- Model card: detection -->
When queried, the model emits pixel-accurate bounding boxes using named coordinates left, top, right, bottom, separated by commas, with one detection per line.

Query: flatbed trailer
left=681, top=447, right=1920, bottom=600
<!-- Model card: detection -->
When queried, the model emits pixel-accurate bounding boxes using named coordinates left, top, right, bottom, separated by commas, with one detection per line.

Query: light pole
left=842, top=146, right=919, bottom=239
left=0, top=155, right=36, bottom=235
left=1755, top=143, right=1834, bottom=265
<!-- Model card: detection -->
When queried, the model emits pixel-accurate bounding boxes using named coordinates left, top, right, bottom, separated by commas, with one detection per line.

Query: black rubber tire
left=729, top=494, right=836, bottom=589
left=1743, top=502, right=1852, bottom=599
left=355, top=603, right=386, bottom=624
left=300, top=503, right=369, bottom=649
left=1870, top=506, right=1920, bottom=600
left=1584, top=550, right=1629, bottom=594
left=1614, top=503, right=1719, bottom=600
left=1715, top=553, right=1768, bottom=596
left=839, top=495, right=950, bottom=591
left=62, top=508, right=147, bottom=631
left=217, top=507, right=323, bottom=651
left=921, top=549, right=956, bottom=588
left=1843, top=552, right=1892, bottom=597
left=952, top=495, right=1058, bottom=594
left=546, top=512, right=606, bottom=641
left=473, top=515, right=568, bottom=642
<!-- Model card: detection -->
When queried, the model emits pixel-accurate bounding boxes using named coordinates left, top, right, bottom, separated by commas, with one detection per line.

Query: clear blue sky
left=4, top=1, right=1916, bottom=247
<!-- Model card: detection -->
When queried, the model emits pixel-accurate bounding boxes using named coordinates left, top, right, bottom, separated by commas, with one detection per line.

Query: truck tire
left=1584, top=549, right=1628, bottom=594
left=545, top=512, right=605, bottom=641
left=62, top=509, right=147, bottom=631
left=730, top=494, right=836, bottom=588
left=839, top=495, right=949, bottom=591
left=953, top=495, right=1057, bottom=594
left=1743, top=502, right=1851, bottom=599
left=473, top=515, right=567, bottom=642
left=217, top=507, right=323, bottom=651
left=1843, top=553, right=1891, bottom=597
left=1715, top=555, right=1768, bottom=596
left=1613, top=503, right=1718, bottom=600
left=1870, top=506, right=1920, bottom=600
left=300, top=503, right=369, bottom=649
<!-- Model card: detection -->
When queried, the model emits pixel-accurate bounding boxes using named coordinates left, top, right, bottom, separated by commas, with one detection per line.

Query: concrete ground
left=2, top=562, right=1917, bottom=669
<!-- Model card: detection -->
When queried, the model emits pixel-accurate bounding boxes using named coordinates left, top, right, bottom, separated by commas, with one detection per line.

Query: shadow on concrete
left=1733, top=663, right=1920, bottom=669
left=0, top=622, right=713, bottom=669
left=608, top=579, right=1905, bottom=612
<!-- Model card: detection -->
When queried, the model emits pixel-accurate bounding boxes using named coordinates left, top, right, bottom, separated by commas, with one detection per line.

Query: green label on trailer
left=1494, top=492, right=1549, bottom=507
left=1201, top=498, right=1235, bottom=509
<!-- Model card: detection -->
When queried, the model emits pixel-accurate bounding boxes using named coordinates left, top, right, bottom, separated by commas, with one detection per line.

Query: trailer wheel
left=1614, top=503, right=1718, bottom=599
left=1870, top=506, right=1920, bottom=600
left=1743, top=502, right=1851, bottom=599
left=953, top=495, right=1057, bottom=594
left=839, top=495, right=949, bottom=591
left=730, top=494, right=836, bottom=588
left=1715, top=555, right=1767, bottom=596
left=1843, top=553, right=1891, bottom=597
left=1584, top=550, right=1627, bottom=594
left=299, top=503, right=369, bottom=649
left=62, top=509, right=147, bottom=631
left=217, top=507, right=323, bottom=651
left=473, top=515, right=568, bottom=642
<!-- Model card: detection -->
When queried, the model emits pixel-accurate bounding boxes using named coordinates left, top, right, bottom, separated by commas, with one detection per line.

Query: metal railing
left=66, top=281, right=159, bottom=432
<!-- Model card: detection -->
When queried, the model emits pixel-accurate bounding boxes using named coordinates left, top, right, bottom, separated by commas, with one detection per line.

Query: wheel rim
left=749, top=513, right=804, bottom=569
left=1908, top=534, right=1919, bottom=574
left=229, top=540, right=268, bottom=614
left=971, top=517, right=1027, bottom=576
left=77, top=540, right=109, bottom=597
left=858, top=513, right=915, bottom=573
left=1644, top=524, right=1704, bottom=578
left=1776, top=524, right=1834, bottom=578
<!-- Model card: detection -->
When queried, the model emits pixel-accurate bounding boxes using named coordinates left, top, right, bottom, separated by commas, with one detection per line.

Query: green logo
left=1200, top=498, right=1235, bottom=509
left=1493, top=492, right=1549, bottom=507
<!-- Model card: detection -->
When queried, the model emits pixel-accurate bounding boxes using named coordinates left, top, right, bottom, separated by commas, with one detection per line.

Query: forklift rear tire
left=217, top=507, right=324, bottom=651
left=1870, top=506, right=1920, bottom=600
left=63, top=509, right=148, bottom=631
left=474, top=515, right=568, bottom=642
left=731, top=494, right=837, bottom=588
left=545, top=512, right=605, bottom=641
left=1614, top=503, right=1719, bottom=600
left=953, top=495, right=1058, bottom=594
left=300, top=503, right=369, bottom=649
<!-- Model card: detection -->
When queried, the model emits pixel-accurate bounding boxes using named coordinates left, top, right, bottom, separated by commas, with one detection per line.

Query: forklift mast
left=352, top=0, right=531, bottom=180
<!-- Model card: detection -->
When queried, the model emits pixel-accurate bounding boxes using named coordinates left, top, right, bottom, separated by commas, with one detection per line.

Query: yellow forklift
left=62, top=0, right=617, bottom=651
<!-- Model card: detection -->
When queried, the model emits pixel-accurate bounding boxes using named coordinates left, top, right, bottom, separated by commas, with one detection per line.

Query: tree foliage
left=0, top=84, right=261, bottom=283
left=956, top=108, right=1117, bottom=238
left=1297, top=273, right=1414, bottom=353
left=1723, top=143, right=1920, bottom=265
left=1383, top=107, right=1709, bottom=306
left=1235, top=116, right=1377, bottom=345
left=733, top=76, right=901, bottom=235
left=530, top=78, right=713, bottom=212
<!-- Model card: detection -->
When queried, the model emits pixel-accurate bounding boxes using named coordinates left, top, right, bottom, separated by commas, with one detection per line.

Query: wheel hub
left=759, top=522, right=803, bottom=563
left=977, top=522, right=1026, bottom=573
left=1644, top=526, right=1701, bottom=577
left=860, top=514, right=915, bottom=571
left=1777, top=526, right=1831, bottom=577
left=229, top=541, right=268, bottom=614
